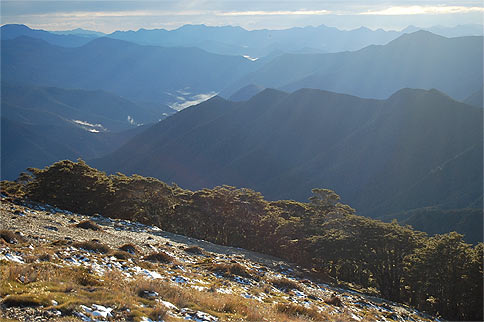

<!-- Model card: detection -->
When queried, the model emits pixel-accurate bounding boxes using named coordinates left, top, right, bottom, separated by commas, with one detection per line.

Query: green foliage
left=19, top=160, right=484, bottom=321
left=26, top=159, right=114, bottom=215
left=404, top=233, right=483, bottom=321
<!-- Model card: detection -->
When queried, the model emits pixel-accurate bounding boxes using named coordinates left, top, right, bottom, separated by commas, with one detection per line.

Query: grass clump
left=37, top=253, right=52, bottom=262
left=184, top=246, right=204, bottom=255
left=275, top=302, right=322, bottom=320
left=148, top=305, right=168, bottom=321
left=75, top=220, right=102, bottom=231
left=270, top=277, right=301, bottom=291
left=143, top=251, right=173, bottom=263
left=325, top=295, right=343, bottom=306
left=73, top=240, right=110, bottom=254
left=0, top=230, right=23, bottom=244
left=112, top=250, right=132, bottom=260
left=1, top=294, right=51, bottom=307
left=72, top=267, right=101, bottom=286
left=119, top=243, right=139, bottom=254
left=209, top=262, right=253, bottom=279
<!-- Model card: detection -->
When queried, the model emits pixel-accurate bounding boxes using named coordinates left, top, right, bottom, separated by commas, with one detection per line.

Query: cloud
left=8, top=9, right=210, bottom=18
left=2, top=1, right=483, bottom=32
left=169, top=92, right=218, bottom=111
left=217, top=10, right=331, bottom=16
left=360, top=5, right=484, bottom=15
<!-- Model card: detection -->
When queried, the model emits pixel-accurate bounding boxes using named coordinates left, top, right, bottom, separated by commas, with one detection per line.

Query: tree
left=26, top=159, right=114, bottom=215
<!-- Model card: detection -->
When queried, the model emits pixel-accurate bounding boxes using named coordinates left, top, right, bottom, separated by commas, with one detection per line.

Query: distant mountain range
left=223, top=31, right=483, bottom=101
left=107, top=24, right=402, bottom=57
left=0, top=24, right=96, bottom=47
left=94, top=87, right=483, bottom=219
left=2, top=23, right=482, bottom=57
left=1, top=83, right=165, bottom=180
left=2, top=31, right=481, bottom=107
left=1, top=36, right=258, bottom=105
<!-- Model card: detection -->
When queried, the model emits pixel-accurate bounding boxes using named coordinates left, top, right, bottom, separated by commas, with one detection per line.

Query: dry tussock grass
left=270, top=277, right=302, bottom=291
left=143, top=251, right=173, bottom=263
left=119, top=243, right=139, bottom=254
left=73, top=240, right=110, bottom=254
left=74, top=220, right=102, bottom=231
left=208, top=262, right=253, bottom=279
left=0, top=230, right=25, bottom=244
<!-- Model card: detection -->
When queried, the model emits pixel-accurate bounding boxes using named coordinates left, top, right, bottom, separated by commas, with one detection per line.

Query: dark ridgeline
left=95, top=87, right=483, bottom=222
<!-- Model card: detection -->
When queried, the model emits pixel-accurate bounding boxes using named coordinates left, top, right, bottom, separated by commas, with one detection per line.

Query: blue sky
left=1, top=0, right=483, bottom=32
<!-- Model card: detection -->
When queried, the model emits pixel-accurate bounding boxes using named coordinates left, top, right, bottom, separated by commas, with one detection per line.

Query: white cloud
left=169, top=92, right=218, bottom=111
left=360, top=5, right=484, bottom=15
left=217, top=10, right=331, bottom=16
left=72, top=119, right=106, bottom=132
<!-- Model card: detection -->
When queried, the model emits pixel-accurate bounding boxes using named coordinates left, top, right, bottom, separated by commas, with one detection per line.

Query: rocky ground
left=0, top=195, right=441, bottom=322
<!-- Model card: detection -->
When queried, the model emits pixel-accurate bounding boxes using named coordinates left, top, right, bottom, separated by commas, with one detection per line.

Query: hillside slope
left=224, top=31, right=483, bottom=101
left=1, top=36, right=258, bottom=105
left=95, top=87, right=483, bottom=219
left=0, top=196, right=441, bottom=321
left=1, top=83, right=164, bottom=180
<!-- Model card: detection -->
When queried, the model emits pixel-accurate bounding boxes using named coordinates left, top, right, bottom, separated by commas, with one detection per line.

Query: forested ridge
left=2, top=159, right=482, bottom=321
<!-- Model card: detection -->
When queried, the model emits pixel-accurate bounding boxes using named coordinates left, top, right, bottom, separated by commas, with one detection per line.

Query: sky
left=1, top=0, right=483, bottom=33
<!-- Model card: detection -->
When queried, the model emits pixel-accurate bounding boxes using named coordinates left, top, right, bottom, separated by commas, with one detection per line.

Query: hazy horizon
left=1, top=0, right=483, bottom=33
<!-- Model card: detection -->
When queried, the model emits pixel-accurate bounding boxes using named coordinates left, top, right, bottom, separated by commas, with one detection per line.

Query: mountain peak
left=228, top=84, right=265, bottom=102
left=390, top=30, right=446, bottom=45
left=247, top=88, right=288, bottom=103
